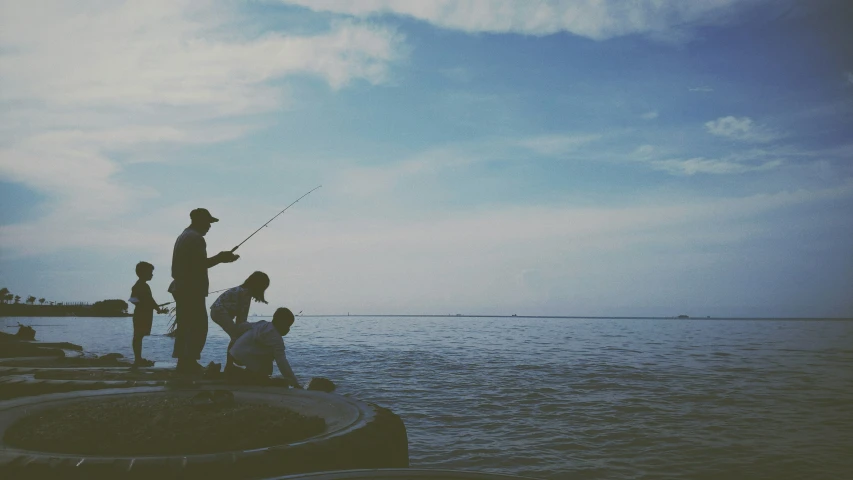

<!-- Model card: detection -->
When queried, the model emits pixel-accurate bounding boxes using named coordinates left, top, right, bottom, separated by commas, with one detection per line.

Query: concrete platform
left=0, top=386, right=409, bottom=479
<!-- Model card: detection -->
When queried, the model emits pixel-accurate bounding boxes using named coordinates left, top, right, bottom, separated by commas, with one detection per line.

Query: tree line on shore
left=0, top=287, right=52, bottom=306
left=0, top=287, right=129, bottom=317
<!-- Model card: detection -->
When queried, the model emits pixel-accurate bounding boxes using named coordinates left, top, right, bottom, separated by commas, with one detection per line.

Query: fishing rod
left=153, top=186, right=320, bottom=308
left=230, top=185, right=321, bottom=253
left=161, top=186, right=320, bottom=334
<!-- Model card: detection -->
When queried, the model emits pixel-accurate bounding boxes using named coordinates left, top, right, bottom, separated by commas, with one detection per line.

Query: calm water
left=3, top=315, right=852, bottom=480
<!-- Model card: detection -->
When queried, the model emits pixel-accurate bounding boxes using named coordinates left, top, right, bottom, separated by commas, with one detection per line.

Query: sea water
left=2, top=315, right=851, bottom=479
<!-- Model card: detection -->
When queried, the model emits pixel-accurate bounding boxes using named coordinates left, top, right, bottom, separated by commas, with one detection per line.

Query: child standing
left=210, top=271, right=270, bottom=371
left=129, top=261, right=167, bottom=367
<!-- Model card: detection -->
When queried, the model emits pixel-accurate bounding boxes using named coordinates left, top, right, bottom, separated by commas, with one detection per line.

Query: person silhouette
left=169, top=208, right=239, bottom=373
left=210, top=271, right=270, bottom=373
left=229, top=308, right=302, bottom=388
left=129, top=261, right=167, bottom=367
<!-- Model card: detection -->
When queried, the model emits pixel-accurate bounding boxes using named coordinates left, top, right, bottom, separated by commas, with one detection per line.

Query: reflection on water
left=3, top=316, right=852, bottom=479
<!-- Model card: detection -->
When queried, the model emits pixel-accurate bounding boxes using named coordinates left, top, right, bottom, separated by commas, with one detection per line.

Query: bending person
left=229, top=308, right=302, bottom=388
left=210, top=271, right=270, bottom=372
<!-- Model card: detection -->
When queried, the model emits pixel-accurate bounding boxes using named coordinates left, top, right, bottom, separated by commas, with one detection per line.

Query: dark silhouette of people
left=169, top=208, right=239, bottom=373
left=229, top=308, right=302, bottom=387
left=210, top=271, right=270, bottom=373
left=129, top=261, right=167, bottom=367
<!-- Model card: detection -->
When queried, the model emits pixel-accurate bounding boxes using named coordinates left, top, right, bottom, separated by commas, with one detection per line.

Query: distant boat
left=511, top=314, right=517, bottom=317
left=677, top=314, right=690, bottom=319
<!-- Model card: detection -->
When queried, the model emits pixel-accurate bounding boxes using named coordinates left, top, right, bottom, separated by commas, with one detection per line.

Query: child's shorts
left=133, top=316, right=152, bottom=337
left=211, top=308, right=253, bottom=339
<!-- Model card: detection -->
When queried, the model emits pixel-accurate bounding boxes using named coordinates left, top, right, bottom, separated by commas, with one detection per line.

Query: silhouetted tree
left=38, top=298, right=45, bottom=305
left=14, top=295, right=21, bottom=304
left=91, top=299, right=129, bottom=316
left=0, top=288, right=9, bottom=304
left=26, top=296, right=36, bottom=305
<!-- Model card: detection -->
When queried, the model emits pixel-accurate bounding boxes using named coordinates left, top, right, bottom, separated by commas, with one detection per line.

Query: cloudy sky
left=1, top=0, right=851, bottom=317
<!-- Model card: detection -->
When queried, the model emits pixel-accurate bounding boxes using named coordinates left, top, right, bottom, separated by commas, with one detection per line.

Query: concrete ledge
left=0, top=386, right=408, bottom=479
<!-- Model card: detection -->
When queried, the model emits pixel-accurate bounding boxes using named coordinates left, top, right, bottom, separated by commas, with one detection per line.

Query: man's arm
left=262, top=330, right=301, bottom=388
left=206, top=251, right=239, bottom=268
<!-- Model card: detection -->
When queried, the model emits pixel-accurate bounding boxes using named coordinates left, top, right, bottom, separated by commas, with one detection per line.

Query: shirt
left=229, top=321, right=299, bottom=385
left=211, top=286, right=251, bottom=324
left=169, top=226, right=208, bottom=297
left=130, top=280, right=156, bottom=321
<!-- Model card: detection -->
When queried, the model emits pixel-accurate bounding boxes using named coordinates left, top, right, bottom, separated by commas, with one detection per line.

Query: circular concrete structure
left=0, top=386, right=408, bottom=479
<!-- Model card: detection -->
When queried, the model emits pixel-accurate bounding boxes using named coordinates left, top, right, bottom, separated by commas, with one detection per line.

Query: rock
left=98, top=353, right=124, bottom=361
left=0, top=330, right=82, bottom=352
left=307, top=377, right=336, bottom=393
left=15, top=325, right=36, bottom=341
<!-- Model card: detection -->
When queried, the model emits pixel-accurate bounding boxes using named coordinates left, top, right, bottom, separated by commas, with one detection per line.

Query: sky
left=1, top=0, right=852, bottom=318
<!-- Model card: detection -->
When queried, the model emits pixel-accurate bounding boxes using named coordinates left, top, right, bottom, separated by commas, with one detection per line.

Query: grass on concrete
left=5, top=395, right=326, bottom=455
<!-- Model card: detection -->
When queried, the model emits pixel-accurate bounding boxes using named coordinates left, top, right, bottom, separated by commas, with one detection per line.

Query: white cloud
left=440, top=66, right=473, bottom=83
left=330, top=133, right=609, bottom=197
left=633, top=144, right=657, bottom=158
left=200, top=182, right=853, bottom=314
left=330, top=145, right=484, bottom=197
left=277, top=0, right=771, bottom=41
left=0, top=3, right=400, bottom=109
left=0, top=1, right=402, bottom=221
left=4, top=168, right=851, bottom=313
left=641, top=110, right=659, bottom=120
left=332, top=131, right=796, bottom=198
left=650, top=157, right=783, bottom=175
left=515, top=134, right=602, bottom=156
left=705, top=116, right=779, bottom=142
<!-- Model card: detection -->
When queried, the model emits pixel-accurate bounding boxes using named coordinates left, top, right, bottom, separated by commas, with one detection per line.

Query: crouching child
left=210, top=271, right=270, bottom=372
left=229, top=308, right=302, bottom=388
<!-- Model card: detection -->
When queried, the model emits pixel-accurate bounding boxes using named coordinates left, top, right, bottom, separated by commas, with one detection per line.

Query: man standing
left=170, top=208, right=239, bottom=372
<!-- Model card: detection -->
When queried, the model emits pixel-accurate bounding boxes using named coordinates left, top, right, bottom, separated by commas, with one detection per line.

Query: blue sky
left=1, top=0, right=852, bottom=317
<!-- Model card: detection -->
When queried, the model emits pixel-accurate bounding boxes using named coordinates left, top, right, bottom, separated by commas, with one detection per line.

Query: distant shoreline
left=2, top=307, right=849, bottom=322
left=0, top=303, right=130, bottom=318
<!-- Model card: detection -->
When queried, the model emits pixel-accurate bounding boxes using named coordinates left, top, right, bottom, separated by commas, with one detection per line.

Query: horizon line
left=281, top=314, right=853, bottom=321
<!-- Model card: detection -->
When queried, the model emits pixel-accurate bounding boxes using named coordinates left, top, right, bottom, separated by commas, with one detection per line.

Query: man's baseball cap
left=190, top=208, right=219, bottom=223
